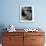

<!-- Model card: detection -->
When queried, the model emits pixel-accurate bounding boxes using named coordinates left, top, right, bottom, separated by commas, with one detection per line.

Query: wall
left=0, top=0, right=46, bottom=29
left=0, top=0, right=46, bottom=43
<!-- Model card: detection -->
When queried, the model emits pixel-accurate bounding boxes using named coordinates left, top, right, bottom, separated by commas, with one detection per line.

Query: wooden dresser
left=2, top=29, right=45, bottom=46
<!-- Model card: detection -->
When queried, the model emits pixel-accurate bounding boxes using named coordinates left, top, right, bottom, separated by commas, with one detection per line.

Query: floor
left=0, top=44, right=2, bottom=46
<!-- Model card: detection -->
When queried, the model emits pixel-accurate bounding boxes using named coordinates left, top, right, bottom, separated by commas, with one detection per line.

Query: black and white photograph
left=20, top=5, right=34, bottom=22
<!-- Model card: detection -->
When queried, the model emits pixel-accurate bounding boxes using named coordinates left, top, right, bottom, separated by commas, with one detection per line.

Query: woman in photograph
left=22, top=7, right=32, bottom=20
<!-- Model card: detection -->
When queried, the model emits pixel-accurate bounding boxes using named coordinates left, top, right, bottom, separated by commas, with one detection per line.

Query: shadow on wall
left=0, top=24, right=7, bottom=43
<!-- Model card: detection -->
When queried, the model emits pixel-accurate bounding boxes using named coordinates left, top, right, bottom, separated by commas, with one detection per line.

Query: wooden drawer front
left=3, top=36, right=23, bottom=46
left=24, top=36, right=32, bottom=46
left=3, top=32, right=23, bottom=36
left=3, top=36, right=9, bottom=44
left=32, top=44, right=44, bottom=46
left=24, top=36, right=44, bottom=46
left=24, top=32, right=44, bottom=36
left=32, top=36, right=45, bottom=44
left=3, top=43, right=23, bottom=46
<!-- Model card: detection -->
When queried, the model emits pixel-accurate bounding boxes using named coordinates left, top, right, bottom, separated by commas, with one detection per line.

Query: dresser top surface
left=3, top=29, right=45, bottom=33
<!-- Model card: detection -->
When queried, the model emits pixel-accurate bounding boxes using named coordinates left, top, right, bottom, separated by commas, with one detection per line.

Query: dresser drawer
left=3, top=32, right=23, bottom=36
left=3, top=35, right=23, bottom=44
left=32, top=36, right=45, bottom=44
left=3, top=43, right=23, bottom=46
left=32, top=44, right=44, bottom=46
left=3, top=36, right=23, bottom=46
left=24, top=32, right=44, bottom=36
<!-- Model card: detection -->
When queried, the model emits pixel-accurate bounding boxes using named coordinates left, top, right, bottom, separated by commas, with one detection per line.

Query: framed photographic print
left=20, top=5, right=34, bottom=22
